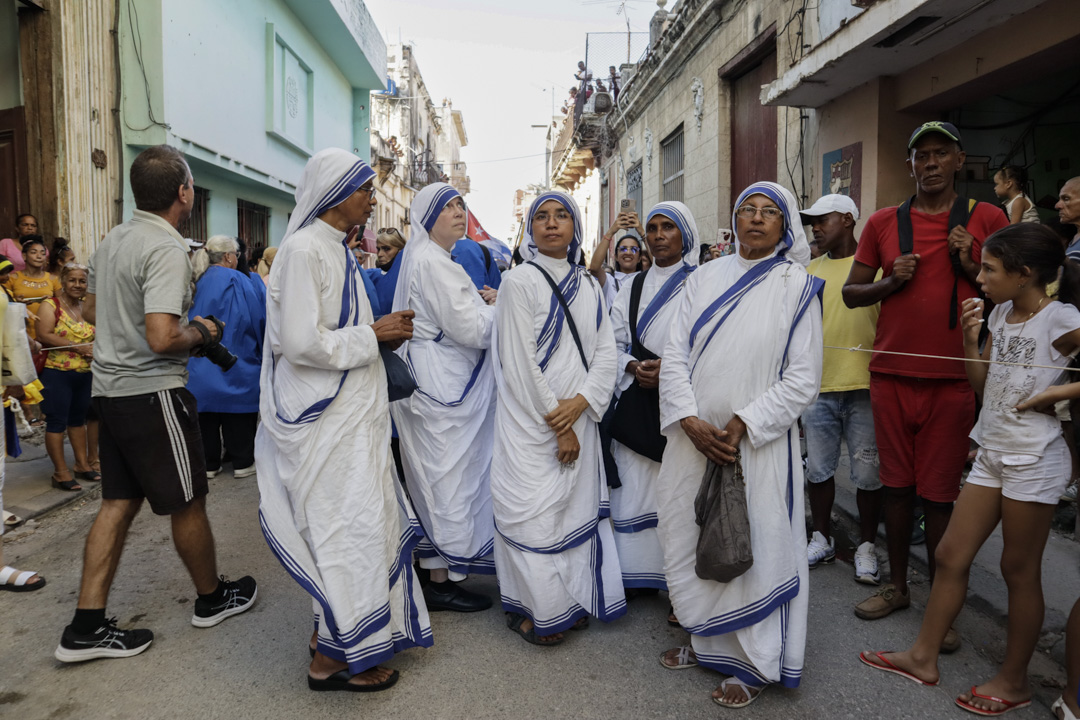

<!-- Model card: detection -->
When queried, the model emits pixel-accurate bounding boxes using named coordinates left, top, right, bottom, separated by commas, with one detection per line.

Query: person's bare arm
left=84, top=293, right=96, bottom=325
left=842, top=258, right=915, bottom=308
left=1008, top=197, right=1029, bottom=225
left=145, top=313, right=218, bottom=355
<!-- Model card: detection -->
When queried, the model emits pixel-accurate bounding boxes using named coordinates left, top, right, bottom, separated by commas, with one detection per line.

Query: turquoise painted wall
left=0, top=0, right=22, bottom=111
left=119, top=0, right=384, bottom=244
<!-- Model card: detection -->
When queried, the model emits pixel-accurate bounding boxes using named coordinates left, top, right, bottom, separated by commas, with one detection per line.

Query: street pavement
left=0, top=467, right=1072, bottom=720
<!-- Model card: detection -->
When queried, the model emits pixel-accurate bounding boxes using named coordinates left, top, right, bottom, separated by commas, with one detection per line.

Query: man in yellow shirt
left=801, top=195, right=883, bottom=584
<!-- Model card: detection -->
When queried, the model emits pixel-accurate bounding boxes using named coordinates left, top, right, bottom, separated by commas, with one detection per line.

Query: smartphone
left=620, top=198, right=636, bottom=214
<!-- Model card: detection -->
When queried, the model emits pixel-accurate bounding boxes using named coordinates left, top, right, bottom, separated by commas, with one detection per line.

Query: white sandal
left=0, top=565, right=45, bottom=592
left=659, top=645, right=698, bottom=670
left=1053, top=696, right=1080, bottom=720
left=3, top=510, right=22, bottom=528
left=713, top=677, right=765, bottom=709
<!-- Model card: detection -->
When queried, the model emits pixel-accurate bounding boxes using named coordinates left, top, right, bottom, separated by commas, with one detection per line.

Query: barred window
left=661, top=125, right=684, bottom=202
left=177, top=186, right=209, bottom=242
left=237, top=199, right=271, bottom=250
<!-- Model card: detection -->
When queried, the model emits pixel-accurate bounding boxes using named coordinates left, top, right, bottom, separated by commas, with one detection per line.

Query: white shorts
left=966, top=434, right=1071, bottom=505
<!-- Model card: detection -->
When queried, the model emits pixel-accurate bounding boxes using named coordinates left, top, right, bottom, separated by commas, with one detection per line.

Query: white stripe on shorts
left=157, top=390, right=193, bottom=502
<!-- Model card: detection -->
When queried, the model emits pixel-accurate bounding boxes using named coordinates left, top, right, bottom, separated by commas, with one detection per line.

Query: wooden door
left=0, top=107, right=29, bottom=234
left=730, top=51, right=778, bottom=207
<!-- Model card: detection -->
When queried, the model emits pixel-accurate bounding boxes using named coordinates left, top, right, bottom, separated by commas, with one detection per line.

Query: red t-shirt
left=854, top=201, right=1008, bottom=379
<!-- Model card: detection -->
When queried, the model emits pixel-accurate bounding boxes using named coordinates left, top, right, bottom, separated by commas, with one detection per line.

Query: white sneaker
left=854, top=541, right=880, bottom=585
left=206, top=469, right=219, bottom=479
left=807, top=531, right=835, bottom=568
left=1062, top=483, right=1078, bottom=503
left=233, top=464, right=257, bottom=479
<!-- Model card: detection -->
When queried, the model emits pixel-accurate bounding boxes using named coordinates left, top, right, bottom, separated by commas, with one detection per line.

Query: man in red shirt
left=842, top=122, right=1008, bottom=635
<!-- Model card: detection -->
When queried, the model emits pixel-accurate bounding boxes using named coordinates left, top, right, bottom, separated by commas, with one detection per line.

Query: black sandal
left=506, top=612, right=563, bottom=646
left=76, top=469, right=102, bottom=483
left=667, top=605, right=680, bottom=628
left=51, top=474, right=82, bottom=492
left=307, top=667, right=399, bottom=693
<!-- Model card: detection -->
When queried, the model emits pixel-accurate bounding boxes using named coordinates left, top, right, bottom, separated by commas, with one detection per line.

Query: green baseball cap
left=908, top=121, right=962, bottom=150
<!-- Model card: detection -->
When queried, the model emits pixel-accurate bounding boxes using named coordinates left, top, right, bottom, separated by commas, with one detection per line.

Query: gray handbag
left=694, top=451, right=754, bottom=582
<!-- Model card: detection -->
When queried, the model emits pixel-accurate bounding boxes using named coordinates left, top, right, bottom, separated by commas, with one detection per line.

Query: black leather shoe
left=422, top=581, right=492, bottom=613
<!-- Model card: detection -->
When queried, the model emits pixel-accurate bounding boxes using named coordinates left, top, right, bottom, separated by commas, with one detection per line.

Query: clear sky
left=364, top=0, right=660, bottom=239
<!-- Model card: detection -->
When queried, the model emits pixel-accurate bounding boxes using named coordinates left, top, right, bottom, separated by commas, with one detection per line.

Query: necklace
left=1006, top=296, right=1047, bottom=337
left=57, top=295, right=83, bottom=322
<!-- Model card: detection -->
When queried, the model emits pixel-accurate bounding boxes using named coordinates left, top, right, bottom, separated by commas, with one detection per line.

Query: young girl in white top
left=994, top=165, right=1041, bottom=224
left=860, top=223, right=1080, bottom=716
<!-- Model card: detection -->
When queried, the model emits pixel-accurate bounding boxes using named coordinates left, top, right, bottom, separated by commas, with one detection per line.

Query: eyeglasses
left=735, top=206, right=783, bottom=221
left=360, top=185, right=377, bottom=198
left=618, top=246, right=640, bottom=254
left=534, top=211, right=572, bottom=224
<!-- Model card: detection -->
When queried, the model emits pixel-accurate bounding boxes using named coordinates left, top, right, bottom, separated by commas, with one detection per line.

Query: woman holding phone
left=590, top=205, right=648, bottom=308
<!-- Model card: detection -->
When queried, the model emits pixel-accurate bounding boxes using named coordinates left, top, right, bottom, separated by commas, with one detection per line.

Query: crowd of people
left=1, top=121, right=1080, bottom=715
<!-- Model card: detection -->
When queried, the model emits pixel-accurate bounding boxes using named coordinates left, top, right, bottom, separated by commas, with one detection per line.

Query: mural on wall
left=822, top=141, right=862, bottom=207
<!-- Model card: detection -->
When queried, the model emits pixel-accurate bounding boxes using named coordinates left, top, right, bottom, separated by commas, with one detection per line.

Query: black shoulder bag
left=608, top=271, right=667, bottom=462
left=896, top=195, right=977, bottom=329
left=528, top=262, right=589, bottom=370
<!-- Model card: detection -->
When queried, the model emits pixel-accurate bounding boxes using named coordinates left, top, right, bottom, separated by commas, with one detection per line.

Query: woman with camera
left=187, top=235, right=266, bottom=479
left=36, top=263, right=96, bottom=492
left=589, top=210, right=648, bottom=308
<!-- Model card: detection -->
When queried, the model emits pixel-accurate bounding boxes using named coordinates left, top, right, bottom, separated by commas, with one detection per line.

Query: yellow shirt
left=807, top=254, right=880, bottom=393
left=4, top=271, right=62, bottom=339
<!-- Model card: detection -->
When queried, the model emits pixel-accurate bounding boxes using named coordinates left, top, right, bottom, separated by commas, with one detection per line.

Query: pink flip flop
left=858, top=651, right=939, bottom=686
left=955, top=686, right=1031, bottom=716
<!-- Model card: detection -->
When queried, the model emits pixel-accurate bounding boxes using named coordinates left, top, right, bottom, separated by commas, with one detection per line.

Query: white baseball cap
left=799, top=194, right=859, bottom=224
left=185, top=237, right=204, bottom=250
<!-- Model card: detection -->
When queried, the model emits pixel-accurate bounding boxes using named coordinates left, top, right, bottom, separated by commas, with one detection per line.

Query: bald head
left=1058, top=177, right=1080, bottom=228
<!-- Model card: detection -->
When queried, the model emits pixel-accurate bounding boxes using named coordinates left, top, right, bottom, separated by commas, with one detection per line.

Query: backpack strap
left=480, top=243, right=493, bottom=273
left=895, top=195, right=979, bottom=329
left=627, top=270, right=659, bottom=362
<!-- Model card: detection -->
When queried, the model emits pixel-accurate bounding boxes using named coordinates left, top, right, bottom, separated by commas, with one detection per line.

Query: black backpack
left=896, top=195, right=978, bottom=329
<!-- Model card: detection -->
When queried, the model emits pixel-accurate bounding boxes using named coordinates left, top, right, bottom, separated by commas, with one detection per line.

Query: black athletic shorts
left=95, top=388, right=209, bottom=515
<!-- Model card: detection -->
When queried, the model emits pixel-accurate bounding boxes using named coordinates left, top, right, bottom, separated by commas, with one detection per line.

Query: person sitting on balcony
left=561, top=87, right=578, bottom=115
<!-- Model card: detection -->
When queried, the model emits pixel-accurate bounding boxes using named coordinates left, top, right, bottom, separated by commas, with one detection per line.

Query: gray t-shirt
left=88, top=210, right=194, bottom=397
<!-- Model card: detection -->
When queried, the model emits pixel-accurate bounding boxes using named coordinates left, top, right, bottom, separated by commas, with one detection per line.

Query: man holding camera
left=55, top=145, right=257, bottom=663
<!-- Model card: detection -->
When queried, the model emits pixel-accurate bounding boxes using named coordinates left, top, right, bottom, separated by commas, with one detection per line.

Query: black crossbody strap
left=528, top=262, right=590, bottom=371
left=627, top=270, right=659, bottom=362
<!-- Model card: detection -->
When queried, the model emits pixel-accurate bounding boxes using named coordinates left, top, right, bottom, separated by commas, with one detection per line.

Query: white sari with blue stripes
left=656, top=249, right=822, bottom=688
left=490, top=251, right=626, bottom=635
left=256, top=218, right=432, bottom=675
left=608, top=259, right=694, bottom=589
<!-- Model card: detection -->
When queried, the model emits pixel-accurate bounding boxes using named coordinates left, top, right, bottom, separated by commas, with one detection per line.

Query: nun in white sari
left=491, top=191, right=625, bottom=645
left=608, top=202, right=698, bottom=593
left=390, top=183, right=497, bottom=611
left=256, top=149, right=431, bottom=691
left=655, top=182, right=821, bottom=708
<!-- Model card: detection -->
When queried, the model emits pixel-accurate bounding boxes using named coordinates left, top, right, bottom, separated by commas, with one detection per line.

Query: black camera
left=194, top=315, right=237, bottom=371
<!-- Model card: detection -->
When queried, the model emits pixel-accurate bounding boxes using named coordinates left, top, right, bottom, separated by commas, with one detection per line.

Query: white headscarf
left=391, top=182, right=463, bottom=314
left=518, top=191, right=584, bottom=264
left=645, top=201, right=701, bottom=266
left=730, top=181, right=811, bottom=267
left=283, top=148, right=376, bottom=243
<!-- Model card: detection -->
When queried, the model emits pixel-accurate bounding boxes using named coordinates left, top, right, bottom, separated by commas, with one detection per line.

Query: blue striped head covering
left=392, top=182, right=467, bottom=315
left=284, top=148, right=376, bottom=242
left=520, top=191, right=583, bottom=264
left=731, top=181, right=811, bottom=266
left=646, top=201, right=700, bottom=265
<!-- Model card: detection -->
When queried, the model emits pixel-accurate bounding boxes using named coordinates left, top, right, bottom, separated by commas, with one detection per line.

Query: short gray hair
left=192, top=235, right=239, bottom=280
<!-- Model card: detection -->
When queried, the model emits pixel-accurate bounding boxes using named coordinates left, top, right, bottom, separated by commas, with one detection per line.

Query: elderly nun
left=654, top=182, right=821, bottom=708
left=255, top=148, right=430, bottom=692
left=490, top=191, right=624, bottom=646
left=390, top=182, right=498, bottom=613
left=607, top=202, right=698, bottom=597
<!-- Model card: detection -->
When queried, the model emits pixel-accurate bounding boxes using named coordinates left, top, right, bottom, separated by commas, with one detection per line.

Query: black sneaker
left=191, top=575, right=257, bottom=628
left=54, top=617, right=153, bottom=663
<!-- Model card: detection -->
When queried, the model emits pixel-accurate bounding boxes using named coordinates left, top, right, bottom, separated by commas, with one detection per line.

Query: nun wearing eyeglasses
left=256, top=149, right=430, bottom=692
left=607, top=202, right=698, bottom=598
left=390, top=183, right=498, bottom=613
left=490, top=192, right=623, bottom=647
left=654, top=182, right=821, bottom=708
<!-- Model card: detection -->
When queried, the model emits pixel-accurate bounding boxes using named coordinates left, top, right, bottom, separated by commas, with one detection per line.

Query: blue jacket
left=452, top=239, right=501, bottom=291
left=187, top=265, right=266, bottom=413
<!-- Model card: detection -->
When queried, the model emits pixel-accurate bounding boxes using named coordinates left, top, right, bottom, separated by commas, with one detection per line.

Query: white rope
left=824, top=344, right=1080, bottom=373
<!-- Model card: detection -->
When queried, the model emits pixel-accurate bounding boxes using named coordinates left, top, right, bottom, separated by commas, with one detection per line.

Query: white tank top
left=1005, top=194, right=1041, bottom=224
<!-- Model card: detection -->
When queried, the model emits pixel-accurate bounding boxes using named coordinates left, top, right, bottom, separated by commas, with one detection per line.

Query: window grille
left=237, top=199, right=271, bottom=250
left=177, top=186, right=209, bottom=242
left=626, top=161, right=643, bottom=215
left=661, top=125, right=684, bottom=202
